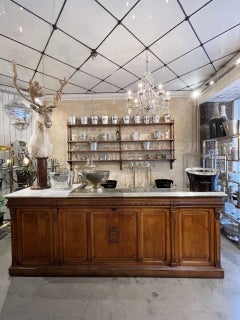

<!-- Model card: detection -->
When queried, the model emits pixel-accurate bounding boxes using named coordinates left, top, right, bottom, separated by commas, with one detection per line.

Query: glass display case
left=0, top=145, right=13, bottom=193
left=0, top=145, right=13, bottom=231
left=202, top=137, right=240, bottom=248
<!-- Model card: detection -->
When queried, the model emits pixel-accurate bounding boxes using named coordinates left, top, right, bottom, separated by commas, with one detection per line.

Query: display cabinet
left=221, top=202, right=240, bottom=249
left=67, top=122, right=175, bottom=170
left=7, top=194, right=224, bottom=277
left=0, top=145, right=13, bottom=231
left=0, top=145, right=13, bottom=193
left=202, top=137, right=240, bottom=248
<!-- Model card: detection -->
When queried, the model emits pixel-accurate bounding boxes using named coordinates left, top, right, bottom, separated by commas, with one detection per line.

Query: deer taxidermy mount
left=12, top=61, right=68, bottom=189
left=12, top=60, right=68, bottom=158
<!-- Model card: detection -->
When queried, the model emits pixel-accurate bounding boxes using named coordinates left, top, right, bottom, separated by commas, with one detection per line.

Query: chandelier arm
left=126, top=50, right=171, bottom=118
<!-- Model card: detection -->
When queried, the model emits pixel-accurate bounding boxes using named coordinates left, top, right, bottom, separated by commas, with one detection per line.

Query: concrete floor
left=0, top=232, right=240, bottom=320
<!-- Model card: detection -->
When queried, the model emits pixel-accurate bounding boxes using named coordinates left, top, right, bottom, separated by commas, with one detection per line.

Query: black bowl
left=101, top=180, right=117, bottom=188
left=155, top=179, right=173, bottom=188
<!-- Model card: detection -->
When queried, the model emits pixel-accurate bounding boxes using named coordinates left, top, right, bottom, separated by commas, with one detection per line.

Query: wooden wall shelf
left=67, top=122, right=175, bottom=170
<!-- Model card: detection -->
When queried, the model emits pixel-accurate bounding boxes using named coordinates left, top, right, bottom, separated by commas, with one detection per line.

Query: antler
left=12, top=60, right=45, bottom=109
left=12, top=60, right=69, bottom=110
left=50, top=77, right=69, bottom=109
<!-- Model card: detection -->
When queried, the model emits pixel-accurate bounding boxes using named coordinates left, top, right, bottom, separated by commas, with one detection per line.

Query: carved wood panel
left=90, top=209, right=137, bottom=260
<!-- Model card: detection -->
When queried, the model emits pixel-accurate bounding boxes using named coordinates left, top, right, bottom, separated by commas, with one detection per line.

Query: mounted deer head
left=12, top=60, right=68, bottom=129
left=12, top=61, right=69, bottom=159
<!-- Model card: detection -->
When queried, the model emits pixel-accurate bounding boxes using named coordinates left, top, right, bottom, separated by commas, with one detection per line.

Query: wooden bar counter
left=6, top=187, right=226, bottom=278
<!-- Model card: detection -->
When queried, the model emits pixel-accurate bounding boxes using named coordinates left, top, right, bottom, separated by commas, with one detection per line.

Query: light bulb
left=23, top=156, right=29, bottom=166
left=192, top=90, right=200, bottom=99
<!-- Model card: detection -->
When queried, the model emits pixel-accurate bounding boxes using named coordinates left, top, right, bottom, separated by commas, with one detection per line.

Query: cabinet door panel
left=141, top=209, right=170, bottom=263
left=176, top=208, right=214, bottom=266
left=17, top=208, right=54, bottom=265
left=59, top=209, right=87, bottom=264
left=91, top=210, right=137, bottom=260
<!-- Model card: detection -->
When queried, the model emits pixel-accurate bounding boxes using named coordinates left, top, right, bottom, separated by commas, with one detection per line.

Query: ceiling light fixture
left=236, top=58, right=240, bottom=65
left=126, top=50, right=171, bottom=117
left=90, top=50, right=98, bottom=60
left=4, top=96, right=32, bottom=130
left=192, top=90, right=200, bottom=99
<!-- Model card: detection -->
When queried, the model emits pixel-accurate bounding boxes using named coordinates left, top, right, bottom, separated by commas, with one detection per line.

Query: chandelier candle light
left=127, top=50, right=171, bottom=120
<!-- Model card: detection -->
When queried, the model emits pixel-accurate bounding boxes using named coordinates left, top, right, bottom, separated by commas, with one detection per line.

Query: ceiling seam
left=32, top=1, right=68, bottom=80
left=1, top=0, right=240, bottom=97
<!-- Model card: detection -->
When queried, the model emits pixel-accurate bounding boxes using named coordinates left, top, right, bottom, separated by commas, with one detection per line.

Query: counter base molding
left=7, top=196, right=225, bottom=278
left=8, top=266, right=223, bottom=278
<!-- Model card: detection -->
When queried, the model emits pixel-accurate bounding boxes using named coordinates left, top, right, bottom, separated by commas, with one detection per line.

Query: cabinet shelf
left=205, top=135, right=239, bottom=141
left=68, top=139, right=174, bottom=144
left=121, top=148, right=175, bottom=152
left=67, top=160, right=121, bottom=164
left=121, top=158, right=176, bottom=162
left=67, top=121, right=175, bottom=170
left=67, top=121, right=174, bottom=128
left=69, top=150, right=120, bottom=153
left=221, top=210, right=240, bottom=248
left=68, top=140, right=120, bottom=143
left=120, top=139, right=174, bottom=143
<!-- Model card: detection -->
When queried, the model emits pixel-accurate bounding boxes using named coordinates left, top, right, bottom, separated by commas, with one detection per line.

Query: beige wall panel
left=49, top=97, right=196, bottom=188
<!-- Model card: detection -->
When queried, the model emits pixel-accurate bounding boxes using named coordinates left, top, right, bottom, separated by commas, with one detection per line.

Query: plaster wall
left=0, top=92, right=196, bottom=189
left=49, top=96, right=196, bottom=188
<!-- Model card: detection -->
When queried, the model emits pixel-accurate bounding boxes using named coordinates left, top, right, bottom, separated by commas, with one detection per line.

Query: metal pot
left=101, top=179, right=117, bottom=188
left=155, top=179, right=173, bottom=188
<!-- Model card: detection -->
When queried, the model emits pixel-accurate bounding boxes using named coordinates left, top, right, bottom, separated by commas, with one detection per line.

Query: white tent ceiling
left=0, top=0, right=240, bottom=100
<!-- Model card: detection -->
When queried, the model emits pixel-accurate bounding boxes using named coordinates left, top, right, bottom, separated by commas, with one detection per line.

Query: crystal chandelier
left=126, top=51, right=171, bottom=117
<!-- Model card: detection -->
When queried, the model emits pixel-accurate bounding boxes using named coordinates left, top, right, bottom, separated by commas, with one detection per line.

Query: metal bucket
left=223, top=119, right=239, bottom=137
left=185, top=167, right=219, bottom=192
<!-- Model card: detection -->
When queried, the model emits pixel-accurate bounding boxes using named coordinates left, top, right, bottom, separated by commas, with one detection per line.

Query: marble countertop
left=5, top=185, right=227, bottom=198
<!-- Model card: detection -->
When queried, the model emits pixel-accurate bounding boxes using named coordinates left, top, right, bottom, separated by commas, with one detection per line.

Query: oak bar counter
left=6, top=186, right=226, bottom=278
